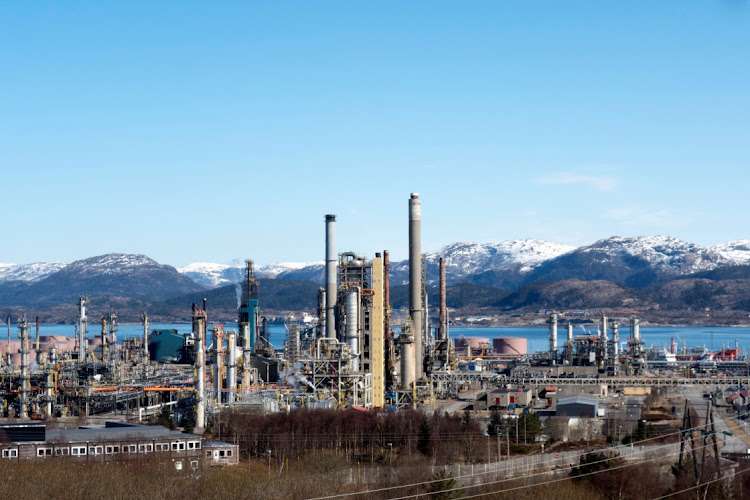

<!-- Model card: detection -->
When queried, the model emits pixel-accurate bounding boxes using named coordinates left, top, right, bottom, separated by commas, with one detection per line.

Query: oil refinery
left=0, top=192, right=748, bottom=432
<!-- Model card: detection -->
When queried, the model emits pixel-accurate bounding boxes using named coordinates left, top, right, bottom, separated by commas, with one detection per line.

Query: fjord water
left=22, top=323, right=750, bottom=356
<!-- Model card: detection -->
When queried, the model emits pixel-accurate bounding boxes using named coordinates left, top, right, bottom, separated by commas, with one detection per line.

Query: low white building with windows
left=0, top=422, right=239, bottom=469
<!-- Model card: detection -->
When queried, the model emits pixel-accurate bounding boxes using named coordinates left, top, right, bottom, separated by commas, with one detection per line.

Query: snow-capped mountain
left=390, top=240, right=576, bottom=285
left=0, top=261, right=67, bottom=282
left=178, top=263, right=244, bottom=288
left=523, top=236, right=733, bottom=289
left=176, top=236, right=750, bottom=290
left=177, top=261, right=326, bottom=287
left=6, top=253, right=205, bottom=306
left=708, top=240, right=750, bottom=265
left=579, top=236, right=727, bottom=274
left=258, top=261, right=325, bottom=278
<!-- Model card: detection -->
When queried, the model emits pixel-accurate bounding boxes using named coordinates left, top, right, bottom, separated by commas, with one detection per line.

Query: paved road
left=685, top=392, right=747, bottom=454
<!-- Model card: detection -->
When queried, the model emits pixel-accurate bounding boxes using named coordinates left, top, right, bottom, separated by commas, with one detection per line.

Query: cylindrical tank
left=492, top=337, right=528, bottom=355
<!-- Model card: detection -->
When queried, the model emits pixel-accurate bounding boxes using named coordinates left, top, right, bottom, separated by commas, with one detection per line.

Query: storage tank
left=492, top=337, right=528, bottom=355
left=455, top=337, right=491, bottom=354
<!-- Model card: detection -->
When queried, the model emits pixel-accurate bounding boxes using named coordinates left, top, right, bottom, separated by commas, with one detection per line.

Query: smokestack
left=439, top=258, right=447, bottom=341
left=409, top=193, right=423, bottom=380
left=325, top=215, right=337, bottom=340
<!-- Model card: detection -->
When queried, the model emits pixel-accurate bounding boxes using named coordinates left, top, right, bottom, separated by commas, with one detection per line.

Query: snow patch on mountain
left=709, top=240, right=750, bottom=265
left=259, top=261, right=325, bottom=277
left=581, top=236, right=728, bottom=275
left=61, top=254, right=166, bottom=278
left=0, top=262, right=67, bottom=282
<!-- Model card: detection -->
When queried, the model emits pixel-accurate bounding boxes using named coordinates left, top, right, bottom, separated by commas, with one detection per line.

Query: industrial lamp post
left=266, top=449, right=271, bottom=477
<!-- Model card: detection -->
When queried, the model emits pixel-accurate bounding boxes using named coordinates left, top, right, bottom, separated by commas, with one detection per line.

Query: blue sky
left=1, top=2, right=748, bottom=267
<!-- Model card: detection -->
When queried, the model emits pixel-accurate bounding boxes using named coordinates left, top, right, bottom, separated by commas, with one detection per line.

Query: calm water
left=13, top=323, right=750, bottom=356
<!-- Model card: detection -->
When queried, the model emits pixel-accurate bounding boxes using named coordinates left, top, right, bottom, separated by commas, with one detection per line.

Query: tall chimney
left=409, top=193, right=423, bottom=380
left=325, top=215, right=337, bottom=340
left=438, top=258, right=447, bottom=341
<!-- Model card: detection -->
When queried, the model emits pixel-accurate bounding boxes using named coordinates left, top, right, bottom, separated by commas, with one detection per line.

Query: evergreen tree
left=418, top=416, right=432, bottom=455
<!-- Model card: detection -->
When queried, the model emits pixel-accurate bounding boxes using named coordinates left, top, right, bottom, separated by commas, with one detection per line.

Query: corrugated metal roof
left=46, top=425, right=200, bottom=444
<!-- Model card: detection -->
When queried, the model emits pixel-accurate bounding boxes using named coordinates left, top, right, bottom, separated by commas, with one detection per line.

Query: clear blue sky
left=1, top=1, right=748, bottom=267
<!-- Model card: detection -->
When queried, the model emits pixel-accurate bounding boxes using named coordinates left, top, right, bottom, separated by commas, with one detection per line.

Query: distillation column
left=227, top=330, right=237, bottom=402
left=409, top=193, right=423, bottom=380
left=142, top=312, right=149, bottom=360
left=567, top=323, right=574, bottom=343
left=325, top=215, right=337, bottom=340
left=100, top=316, right=108, bottom=361
left=78, top=297, right=88, bottom=362
left=438, top=258, right=447, bottom=341
left=213, top=326, right=222, bottom=403
left=631, top=317, right=640, bottom=342
left=600, top=313, right=608, bottom=365
left=548, top=313, right=558, bottom=363
left=46, top=346, right=56, bottom=417
left=193, top=304, right=206, bottom=429
left=611, top=321, right=620, bottom=375
left=345, top=288, right=360, bottom=372
left=19, top=318, right=29, bottom=419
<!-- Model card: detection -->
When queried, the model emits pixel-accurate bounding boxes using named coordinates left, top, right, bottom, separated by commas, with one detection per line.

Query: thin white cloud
left=535, top=172, right=619, bottom=191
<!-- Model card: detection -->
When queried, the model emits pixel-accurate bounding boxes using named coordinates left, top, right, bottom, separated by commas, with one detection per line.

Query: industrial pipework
left=408, top=194, right=423, bottom=380
left=325, top=215, right=337, bottom=340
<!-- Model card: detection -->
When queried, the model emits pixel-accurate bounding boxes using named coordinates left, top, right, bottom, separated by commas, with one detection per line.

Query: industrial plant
left=2, top=191, right=750, bottom=500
